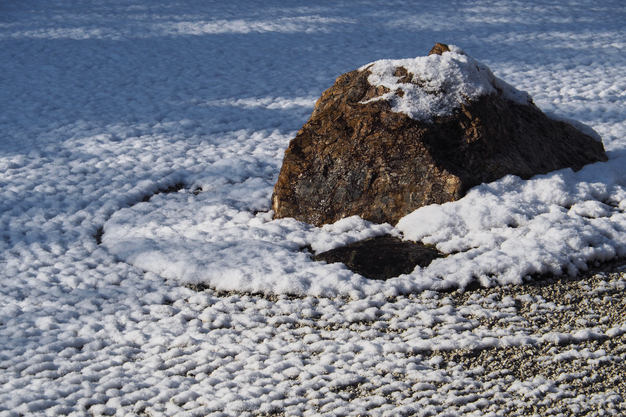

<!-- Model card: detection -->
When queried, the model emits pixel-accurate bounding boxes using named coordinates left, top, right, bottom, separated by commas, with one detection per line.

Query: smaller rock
left=313, top=235, right=443, bottom=280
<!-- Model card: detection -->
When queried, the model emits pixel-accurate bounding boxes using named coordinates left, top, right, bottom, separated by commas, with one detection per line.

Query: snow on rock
left=362, top=44, right=532, bottom=121
left=271, top=41, right=606, bottom=229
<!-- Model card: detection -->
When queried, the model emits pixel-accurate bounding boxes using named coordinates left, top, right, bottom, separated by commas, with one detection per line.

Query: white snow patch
left=361, top=45, right=532, bottom=121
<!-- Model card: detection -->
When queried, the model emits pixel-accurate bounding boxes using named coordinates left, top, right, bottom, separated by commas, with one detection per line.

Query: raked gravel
left=176, top=261, right=626, bottom=417
left=427, top=262, right=626, bottom=416
left=2, top=1, right=626, bottom=415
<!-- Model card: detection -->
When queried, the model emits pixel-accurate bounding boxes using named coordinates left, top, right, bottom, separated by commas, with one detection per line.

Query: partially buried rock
left=313, top=235, right=443, bottom=280
left=272, top=43, right=608, bottom=227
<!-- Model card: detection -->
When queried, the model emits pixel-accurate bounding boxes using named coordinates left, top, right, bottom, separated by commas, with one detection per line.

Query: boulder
left=272, top=43, right=608, bottom=227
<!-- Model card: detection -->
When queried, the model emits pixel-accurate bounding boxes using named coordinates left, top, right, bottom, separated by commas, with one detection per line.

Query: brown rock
left=429, top=42, right=451, bottom=55
left=271, top=46, right=608, bottom=227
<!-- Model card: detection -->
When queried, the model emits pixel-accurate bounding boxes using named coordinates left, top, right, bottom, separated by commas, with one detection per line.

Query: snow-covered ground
left=1, top=1, right=626, bottom=415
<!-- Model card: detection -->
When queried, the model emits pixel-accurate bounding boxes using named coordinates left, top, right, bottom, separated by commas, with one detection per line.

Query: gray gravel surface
left=417, top=261, right=626, bottom=416
left=191, top=260, right=626, bottom=416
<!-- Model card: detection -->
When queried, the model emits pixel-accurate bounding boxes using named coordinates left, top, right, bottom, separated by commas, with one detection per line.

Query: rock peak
left=362, top=44, right=532, bottom=122
left=428, top=43, right=451, bottom=55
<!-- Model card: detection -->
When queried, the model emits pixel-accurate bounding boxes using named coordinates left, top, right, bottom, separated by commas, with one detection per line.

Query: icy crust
left=361, top=45, right=532, bottom=121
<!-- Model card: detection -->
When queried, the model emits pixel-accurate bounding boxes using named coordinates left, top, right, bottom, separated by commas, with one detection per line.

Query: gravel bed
left=183, top=260, right=626, bottom=417
left=403, top=261, right=626, bottom=416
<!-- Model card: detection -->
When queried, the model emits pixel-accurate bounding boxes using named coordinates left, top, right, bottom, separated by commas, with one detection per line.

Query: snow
left=397, top=165, right=626, bottom=288
left=361, top=45, right=532, bottom=121
left=2, top=0, right=626, bottom=415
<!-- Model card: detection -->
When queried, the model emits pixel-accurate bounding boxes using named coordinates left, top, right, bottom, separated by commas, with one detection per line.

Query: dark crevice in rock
left=313, top=234, right=444, bottom=280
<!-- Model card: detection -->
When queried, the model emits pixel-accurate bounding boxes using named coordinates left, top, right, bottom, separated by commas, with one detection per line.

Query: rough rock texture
left=272, top=44, right=608, bottom=227
left=428, top=42, right=451, bottom=55
left=312, top=235, right=443, bottom=280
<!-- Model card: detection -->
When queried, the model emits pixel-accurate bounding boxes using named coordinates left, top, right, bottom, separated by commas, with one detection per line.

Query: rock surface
left=312, top=235, right=443, bottom=280
left=272, top=44, right=608, bottom=227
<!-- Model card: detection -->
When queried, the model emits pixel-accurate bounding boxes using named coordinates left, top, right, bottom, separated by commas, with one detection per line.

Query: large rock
left=272, top=43, right=608, bottom=227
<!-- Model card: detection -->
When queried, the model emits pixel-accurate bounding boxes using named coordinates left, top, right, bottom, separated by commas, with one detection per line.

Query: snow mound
left=102, top=170, right=399, bottom=299
left=103, top=155, right=626, bottom=298
left=362, top=45, right=532, bottom=121
left=397, top=163, right=626, bottom=289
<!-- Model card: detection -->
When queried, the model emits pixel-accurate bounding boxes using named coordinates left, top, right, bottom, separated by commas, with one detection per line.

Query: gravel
left=413, top=260, right=626, bottom=416
left=185, top=259, right=626, bottom=416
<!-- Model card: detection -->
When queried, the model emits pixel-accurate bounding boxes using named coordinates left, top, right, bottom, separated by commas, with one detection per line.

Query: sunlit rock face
left=272, top=43, right=608, bottom=227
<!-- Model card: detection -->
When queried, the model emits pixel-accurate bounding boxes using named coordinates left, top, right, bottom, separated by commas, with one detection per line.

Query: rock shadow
left=313, top=234, right=443, bottom=280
